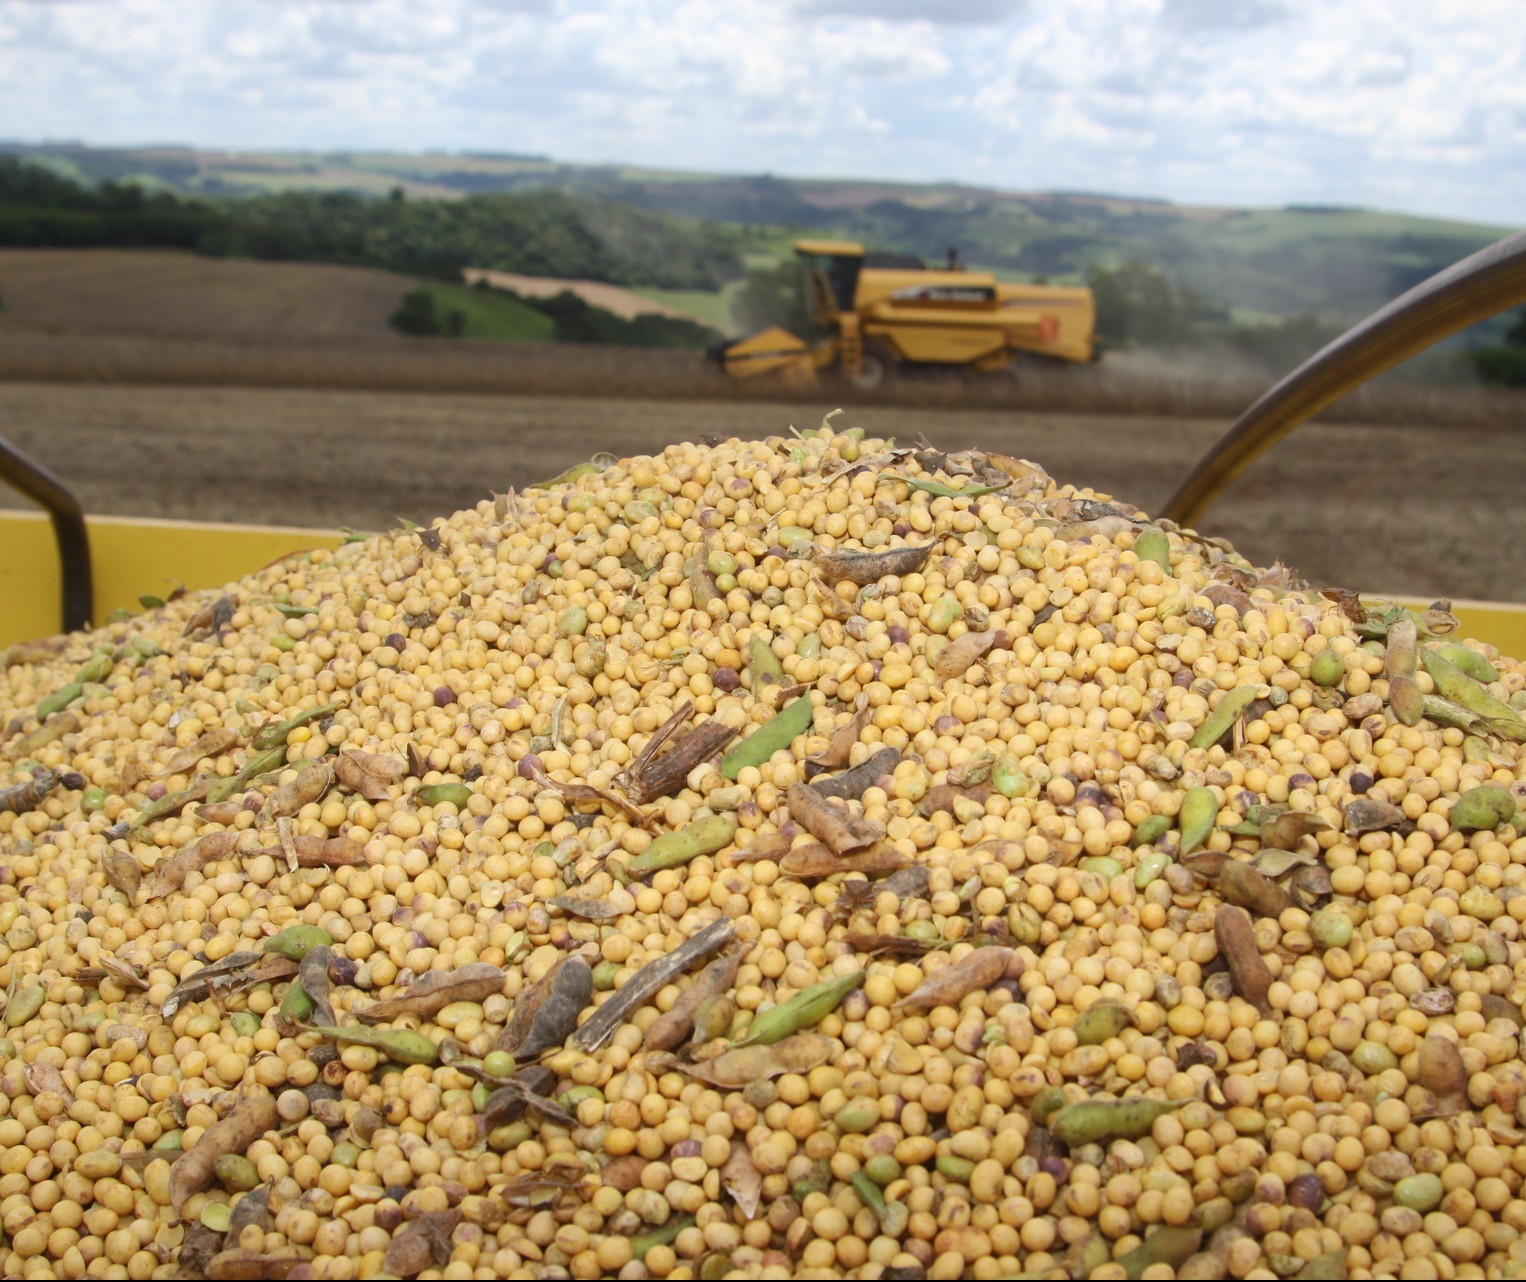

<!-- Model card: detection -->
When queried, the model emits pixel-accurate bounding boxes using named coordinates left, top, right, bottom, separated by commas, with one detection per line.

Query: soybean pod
left=737, top=969, right=865, bottom=1046
left=719, top=698, right=813, bottom=780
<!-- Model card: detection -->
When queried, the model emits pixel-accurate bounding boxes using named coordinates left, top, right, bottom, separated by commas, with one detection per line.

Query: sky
left=2, top=0, right=1524, bottom=225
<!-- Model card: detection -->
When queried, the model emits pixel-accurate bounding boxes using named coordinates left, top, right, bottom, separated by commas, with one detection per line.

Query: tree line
left=0, top=158, right=745, bottom=290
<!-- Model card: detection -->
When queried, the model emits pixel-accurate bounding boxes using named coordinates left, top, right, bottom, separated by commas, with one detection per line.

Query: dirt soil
left=1, top=381, right=1522, bottom=604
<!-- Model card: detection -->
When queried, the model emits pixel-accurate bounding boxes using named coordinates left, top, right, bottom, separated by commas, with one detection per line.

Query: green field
left=626, top=287, right=735, bottom=331
left=412, top=281, right=555, bottom=341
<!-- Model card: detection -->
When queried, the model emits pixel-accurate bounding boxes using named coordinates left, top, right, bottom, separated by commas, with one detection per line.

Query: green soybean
left=747, top=634, right=785, bottom=686
left=1310, top=649, right=1346, bottom=687
left=634, top=1216, right=697, bottom=1261
left=737, top=969, right=865, bottom=1046
left=213, top=1154, right=261, bottom=1191
left=36, top=682, right=85, bottom=720
left=1117, top=1226, right=1202, bottom=1279
left=1450, top=784, right=1516, bottom=833
left=936, top=1155, right=974, bottom=1183
left=1132, top=526, right=1170, bottom=572
left=1431, top=643, right=1500, bottom=684
left=1178, top=786, right=1219, bottom=855
left=992, top=756, right=1032, bottom=799
left=229, top=1012, right=262, bottom=1038
left=1188, top=686, right=1259, bottom=751
left=624, top=815, right=738, bottom=880
left=1073, top=1001, right=1134, bottom=1046
left=415, top=783, right=472, bottom=809
left=1133, top=852, right=1172, bottom=890
left=1049, top=1096, right=1182, bottom=1146
left=80, top=786, right=109, bottom=814
left=309, top=1024, right=440, bottom=1065
left=719, top=698, right=813, bottom=780
left=263, top=925, right=333, bottom=961
left=1133, top=813, right=1171, bottom=846
left=251, top=702, right=342, bottom=751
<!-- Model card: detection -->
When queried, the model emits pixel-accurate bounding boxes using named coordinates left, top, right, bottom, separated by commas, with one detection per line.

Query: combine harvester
left=2, top=230, right=1525, bottom=653
left=714, top=240, right=1098, bottom=389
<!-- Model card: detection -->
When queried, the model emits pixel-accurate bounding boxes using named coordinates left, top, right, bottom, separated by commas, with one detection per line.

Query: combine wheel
left=846, top=340, right=900, bottom=391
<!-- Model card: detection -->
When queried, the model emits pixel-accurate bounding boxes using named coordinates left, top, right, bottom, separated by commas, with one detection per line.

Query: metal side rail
left=1163, top=228, right=1526, bottom=528
left=0, top=433, right=93, bottom=634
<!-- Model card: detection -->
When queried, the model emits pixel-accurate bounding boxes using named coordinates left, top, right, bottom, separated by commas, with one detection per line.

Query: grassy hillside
left=408, top=281, right=553, bottom=341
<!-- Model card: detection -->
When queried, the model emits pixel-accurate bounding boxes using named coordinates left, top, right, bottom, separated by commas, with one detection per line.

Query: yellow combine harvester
left=716, top=240, right=1098, bottom=388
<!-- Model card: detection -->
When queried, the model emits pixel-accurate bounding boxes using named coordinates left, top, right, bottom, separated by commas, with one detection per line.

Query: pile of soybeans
left=3, top=423, right=1526, bottom=1282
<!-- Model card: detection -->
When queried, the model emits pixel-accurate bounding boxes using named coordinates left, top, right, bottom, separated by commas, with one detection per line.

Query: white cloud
left=0, top=0, right=1522, bottom=223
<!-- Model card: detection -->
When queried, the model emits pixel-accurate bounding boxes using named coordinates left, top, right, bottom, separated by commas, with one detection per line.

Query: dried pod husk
left=1344, top=797, right=1408, bottom=835
left=779, top=842, right=908, bottom=880
left=809, top=747, right=902, bottom=801
left=894, top=947, right=1013, bottom=1011
left=170, top=1092, right=278, bottom=1218
left=684, top=1034, right=835, bottom=1088
left=933, top=630, right=998, bottom=681
left=803, top=697, right=872, bottom=778
left=785, top=783, right=882, bottom=854
left=811, top=541, right=935, bottom=585
left=642, top=944, right=744, bottom=1053
left=497, top=955, right=593, bottom=1060
left=261, top=761, right=333, bottom=825
left=1214, top=905, right=1273, bottom=1014
left=157, top=728, right=243, bottom=778
left=1185, top=854, right=1296, bottom=919
left=1417, top=1034, right=1468, bottom=1113
left=1260, top=810, right=1332, bottom=849
left=334, top=749, right=407, bottom=801
left=149, top=830, right=244, bottom=898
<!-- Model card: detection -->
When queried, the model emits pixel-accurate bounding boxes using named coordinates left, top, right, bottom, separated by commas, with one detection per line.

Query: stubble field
left=1, top=380, right=1521, bottom=605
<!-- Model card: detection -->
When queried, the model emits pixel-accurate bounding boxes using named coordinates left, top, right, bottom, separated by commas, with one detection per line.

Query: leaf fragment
left=722, top=1141, right=764, bottom=1219
left=804, top=696, right=872, bottom=778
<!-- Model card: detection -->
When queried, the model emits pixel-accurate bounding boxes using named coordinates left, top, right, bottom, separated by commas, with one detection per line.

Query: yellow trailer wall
left=1, top=510, right=342, bottom=648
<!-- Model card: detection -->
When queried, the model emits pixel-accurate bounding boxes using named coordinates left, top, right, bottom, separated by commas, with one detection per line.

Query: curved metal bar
left=0, top=434, right=93, bottom=634
left=1162, top=229, right=1526, bottom=528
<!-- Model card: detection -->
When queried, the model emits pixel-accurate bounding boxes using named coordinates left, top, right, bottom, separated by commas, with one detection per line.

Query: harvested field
left=1, top=381, right=1523, bottom=604
left=0, top=248, right=411, bottom=339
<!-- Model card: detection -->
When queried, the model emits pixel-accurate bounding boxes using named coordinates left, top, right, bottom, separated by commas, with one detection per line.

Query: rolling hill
left=3, top=141, right=1512, bottom=325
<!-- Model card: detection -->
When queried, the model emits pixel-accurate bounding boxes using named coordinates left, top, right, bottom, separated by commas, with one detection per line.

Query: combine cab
left=715, top=240, right=1098, bottom=388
